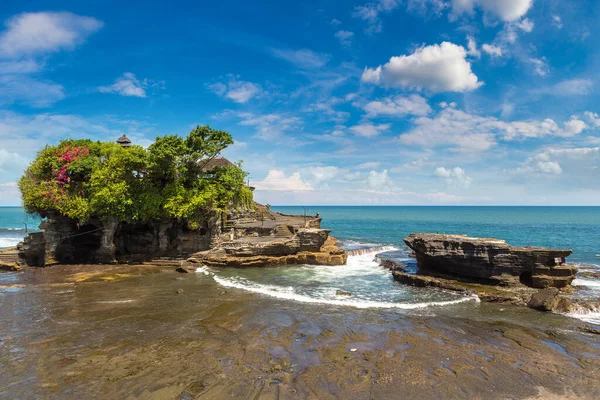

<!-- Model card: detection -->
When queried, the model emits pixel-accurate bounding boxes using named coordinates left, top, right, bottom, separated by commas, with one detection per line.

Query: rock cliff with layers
left=403, top=233, right=577, bottom=289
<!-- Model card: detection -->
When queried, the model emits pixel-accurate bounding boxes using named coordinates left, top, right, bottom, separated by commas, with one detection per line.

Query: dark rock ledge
left=385, top=233, right=599, bottom=317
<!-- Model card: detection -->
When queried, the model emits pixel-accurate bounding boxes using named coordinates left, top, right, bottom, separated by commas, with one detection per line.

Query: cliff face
left=403, top=233, right=577, bottom=288
left=17, top=207, right=346, bottom=268
left=18, top=211, right=221, bottom=266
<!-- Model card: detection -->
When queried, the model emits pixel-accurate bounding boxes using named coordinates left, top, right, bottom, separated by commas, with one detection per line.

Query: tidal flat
left=1, top=265, right=599, bottom=400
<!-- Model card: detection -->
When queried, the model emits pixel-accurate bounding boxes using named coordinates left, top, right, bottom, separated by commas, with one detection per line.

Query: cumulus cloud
left=335, top=30, right=354, bottom=46
left=434, top=166, right=472, bottom=188
left=271, top=48, right=330, bottom=69
left=362, top=94, right=431, bottom=118
left=398, top=106, right=590, bottom=152
left=0, top=11, right=103, bottom=57
left=366, top=169, right=393, bottom=191
left=361, top=42, right=482, bottom=93
left=451, top=0, right=533, bottom=22
left=98, top=73, right=165, bottom=98
left=350, top=122, right=391, bottom=137
left=515, top=147, right=599, bottom=180
left=254, top=170, right=313, bottom=191
left=208, top=75, right=263, bottom=103
left=481, top=43, right=503, bottom=57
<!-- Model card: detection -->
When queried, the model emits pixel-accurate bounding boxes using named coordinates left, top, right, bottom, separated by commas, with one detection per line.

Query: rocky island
left=13, top=127, right=346, bottom=269
left=387, top=233, right=597, bottom=315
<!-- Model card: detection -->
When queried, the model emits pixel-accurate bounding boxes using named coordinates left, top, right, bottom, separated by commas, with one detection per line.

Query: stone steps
left=274, top=225, right=293, bottom=237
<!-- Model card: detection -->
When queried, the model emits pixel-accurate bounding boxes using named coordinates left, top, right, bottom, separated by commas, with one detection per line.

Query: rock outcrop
left=17, top=205, right=345, bottom=268
left=403, top=233, right=577, bottom=289
left=527, top=288, right=572, bottom=313
left=194, top=232, right=347, bottom=267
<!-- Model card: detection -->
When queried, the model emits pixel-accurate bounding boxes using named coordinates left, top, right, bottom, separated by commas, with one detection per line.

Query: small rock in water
left=176, top=289, right=184, bottom=294
left=527, top=288, right=571, bottom=312
left=219, top=291, right=227, bottom=296
left=350, top=348, right=357, bottom=352
left=336, top=290, right=352, bottom=296
left=176, top=267, right=189, bottom=273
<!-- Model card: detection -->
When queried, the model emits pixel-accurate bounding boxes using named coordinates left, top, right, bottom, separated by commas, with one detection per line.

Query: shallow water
left=1, top=265, right=599, bottom=399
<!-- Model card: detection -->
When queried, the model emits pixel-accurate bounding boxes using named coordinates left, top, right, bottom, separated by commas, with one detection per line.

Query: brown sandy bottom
left=0, top=265, right=599, bottom=399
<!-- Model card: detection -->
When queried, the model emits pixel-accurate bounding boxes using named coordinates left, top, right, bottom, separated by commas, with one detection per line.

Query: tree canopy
left=19, top=125, right=253, bottom=229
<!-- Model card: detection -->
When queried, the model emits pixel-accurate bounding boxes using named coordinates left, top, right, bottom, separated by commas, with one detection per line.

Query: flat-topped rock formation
left=191, top=229, right=347, bottom=267
left=403, top=233, right=577, bottom=288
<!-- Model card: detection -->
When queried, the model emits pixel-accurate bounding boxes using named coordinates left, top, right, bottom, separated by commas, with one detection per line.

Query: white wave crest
left=567, top=310, right=600, bottom=325
left=0, top=237, right=21, bottom=249
left=572, top=278, right=600, bottom=288
left=195, top=266, right=212, bottom=276
left=346, top=245, right=399, bottom=256
left=211, top=275, right=479, bottom=310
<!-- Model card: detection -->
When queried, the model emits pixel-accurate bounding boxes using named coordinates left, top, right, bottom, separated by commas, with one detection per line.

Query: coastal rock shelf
left=191, top=231, right=347, bottom=267
left=403, top=233, right=578, bottom=289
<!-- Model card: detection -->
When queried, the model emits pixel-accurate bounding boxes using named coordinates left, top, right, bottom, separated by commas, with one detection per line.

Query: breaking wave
left=0, top=237, right=21, bottom=249
left=211, top=274, right=479, bottom=309
left=346, top=245, right=399, bottom=256
left=197, top=245, right=480, bottom=310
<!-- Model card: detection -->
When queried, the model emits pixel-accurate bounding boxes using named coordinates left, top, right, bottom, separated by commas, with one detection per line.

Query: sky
left=0, top=0, right=599, bottom=206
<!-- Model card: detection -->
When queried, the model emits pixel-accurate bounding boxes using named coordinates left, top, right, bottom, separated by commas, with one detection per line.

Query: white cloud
left=434, top=166, right=472, bottom=188
left=584, top=111, right=600, bottom=127
left=398, top=107, right=590, bottom=152
left=254, top=170, right=313, bottom=191
left=271, top=48, right=330, bottom=69
left=353, top=0, right=401, bottom=34
left=98, top=73, right=163, bottom=97
left=304, top=166, right=345, bottom=184
left=362, top=94, right=431, bottom=118
left=451, top=0, right=533, bottom=22
left=335, top=30, right=354, bottom=47
left=350, top=122, right=391, bottom=137
left=304, top=97, right=350, bottom=123
left=529, top=57, right=549, bottom=77
left=466, top=36, right=480, bottom=58
left=515, top=147, right=599, bottom=179
left=366, top=169, right=393, bottom=191
left=515, top=18, right=534, bottom=32
left=229, top=111, right=303, bottom=141
left=0, top=149, right=29, bottom=174
left=208, top=75, right=263, bottom=103
left=0, top=75, right=64, bottom=107
left=481, top=43, right=503, bottom=57
left=361, top=42, right=482, bottom=93
left=552, top=15, right=563, bottom=29
left=562, top=118, right=587, bottom=137
left=0, top=11, right=103, bottom=57
left=535, top=79, right=593, bottom=96
left=0, top=60, right=41, bottom=74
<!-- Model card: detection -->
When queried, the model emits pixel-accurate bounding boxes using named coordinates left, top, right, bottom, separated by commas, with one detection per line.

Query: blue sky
left=0, top=0, right=599, bottom=205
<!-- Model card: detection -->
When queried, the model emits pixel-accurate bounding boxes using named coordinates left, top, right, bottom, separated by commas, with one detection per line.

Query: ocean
left=2, top=206, right=599, bottom=322
left=0, top=207, right=41, bottom=250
